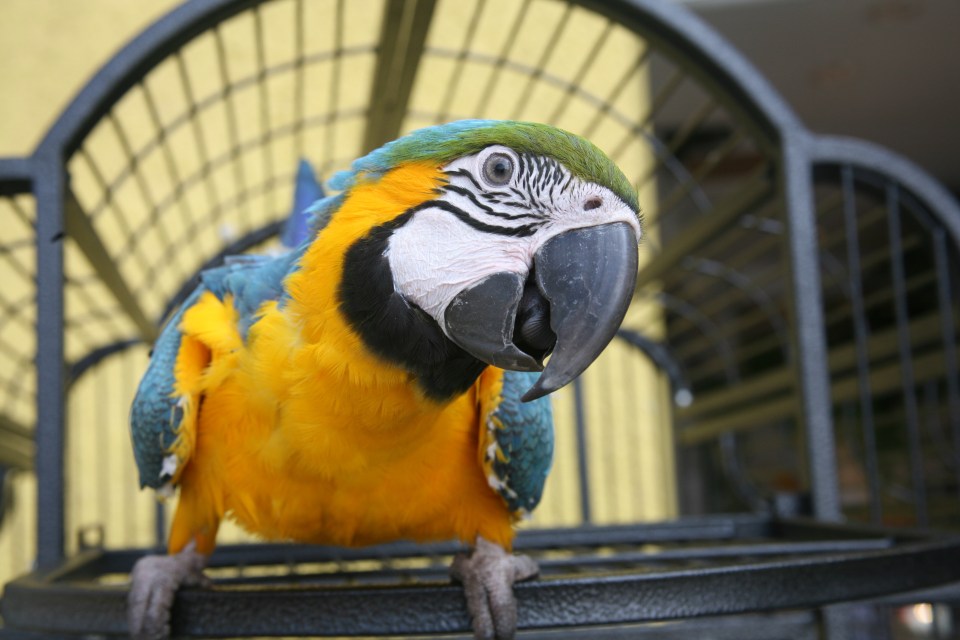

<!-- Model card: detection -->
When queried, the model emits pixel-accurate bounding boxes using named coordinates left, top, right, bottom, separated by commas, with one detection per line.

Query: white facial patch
left=564, top=183, right=642, bottom=240
left=384, top=146, right=641, bottom=332
left=450, top=146, right=642, bottom=242
left=387, top=209, right=533, bottom=327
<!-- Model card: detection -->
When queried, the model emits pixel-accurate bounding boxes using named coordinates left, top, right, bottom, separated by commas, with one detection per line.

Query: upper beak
left=443, top=222, right=639, bottom=401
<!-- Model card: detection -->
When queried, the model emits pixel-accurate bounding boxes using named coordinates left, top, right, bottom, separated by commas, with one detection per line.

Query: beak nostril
left=583, top=197, right=602, bottom=211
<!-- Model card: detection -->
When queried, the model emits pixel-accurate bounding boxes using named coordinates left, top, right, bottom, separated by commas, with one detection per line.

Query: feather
left=282, top=159, right=325, bottom=248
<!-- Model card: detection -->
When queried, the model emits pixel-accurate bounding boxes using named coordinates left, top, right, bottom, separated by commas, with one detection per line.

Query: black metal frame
left=6, top=514, right=960, bottom=637
left=2, top=0, right=960, bottom=637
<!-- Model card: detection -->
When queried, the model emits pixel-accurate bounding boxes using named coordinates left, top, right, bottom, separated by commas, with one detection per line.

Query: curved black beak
left=521, top=223, right=638, bottom=401
left=443, top=222, right=638, bottom=398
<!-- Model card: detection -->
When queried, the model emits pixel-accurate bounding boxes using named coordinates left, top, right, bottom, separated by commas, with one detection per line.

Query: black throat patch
left=337, top=211, right=488, bottom=401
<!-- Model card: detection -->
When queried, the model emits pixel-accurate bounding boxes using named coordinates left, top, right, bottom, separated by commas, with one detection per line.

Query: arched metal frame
left=1, top=0, right=960, bottom=635
left=10, top=0, right=836, bottom=569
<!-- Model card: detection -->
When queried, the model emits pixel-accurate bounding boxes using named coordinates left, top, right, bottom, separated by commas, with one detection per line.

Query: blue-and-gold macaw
left=128, top=120, right=641, bottom=640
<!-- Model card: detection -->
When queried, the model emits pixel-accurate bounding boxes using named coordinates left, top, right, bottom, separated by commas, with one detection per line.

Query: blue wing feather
left=201, top=246, right=306, bottom=338
left=130, top=248, right=304, bottom=489
left=281, top=159, right=325, bottom=248
left=487, top=370, right=554, bottom=514
left=130, top=285, right=205, bottom=489
left=131, top=163, right=336, bottom=490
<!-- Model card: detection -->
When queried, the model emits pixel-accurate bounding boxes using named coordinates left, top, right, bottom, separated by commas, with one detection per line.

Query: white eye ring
left=480, top=151, right=515, bottom=187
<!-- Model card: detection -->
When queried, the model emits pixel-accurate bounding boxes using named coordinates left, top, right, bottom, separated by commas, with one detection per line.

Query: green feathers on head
left=329, top=120, right=640, bottom=214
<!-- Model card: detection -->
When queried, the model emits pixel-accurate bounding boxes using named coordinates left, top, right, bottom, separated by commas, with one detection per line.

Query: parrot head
left=330, top=120, right=641, bottom=402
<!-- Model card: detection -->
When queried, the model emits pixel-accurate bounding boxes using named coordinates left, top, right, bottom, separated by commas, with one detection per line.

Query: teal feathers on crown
left=328, top=120, right=640, bottom=214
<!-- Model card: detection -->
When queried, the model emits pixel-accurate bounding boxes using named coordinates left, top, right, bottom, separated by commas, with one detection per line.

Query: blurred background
left=3, top=0, right=958, bottom=192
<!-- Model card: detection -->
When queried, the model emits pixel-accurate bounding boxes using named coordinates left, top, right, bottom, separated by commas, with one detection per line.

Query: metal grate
left=0, top=193, right=37, bottom=447
left=812, top=162, right=960, bottom=530
left=6, top=515, right=960, bottom=637
left=0, top=171, right=39, bottom=585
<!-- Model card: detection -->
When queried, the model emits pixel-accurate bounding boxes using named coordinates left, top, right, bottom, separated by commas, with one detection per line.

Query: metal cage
left=2, top=0, right=960, bottom=637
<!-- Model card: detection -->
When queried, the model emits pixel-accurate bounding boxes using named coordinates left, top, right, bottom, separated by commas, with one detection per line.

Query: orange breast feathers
left=167, top=163, right=516, bottom=556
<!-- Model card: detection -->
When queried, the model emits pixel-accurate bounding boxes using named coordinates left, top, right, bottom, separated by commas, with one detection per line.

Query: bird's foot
left=127, top=540, right=210, bottom=640
left=451, top=536, right=539, bottom=640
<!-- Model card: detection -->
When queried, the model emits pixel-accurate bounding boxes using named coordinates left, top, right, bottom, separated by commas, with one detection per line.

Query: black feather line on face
left=535, top=156, right=550, bottom=192
left=445, top=168, right=536, bottom=212
left=441, top=184, right=544, bottom=222
left=408, top=199, right=541, bottom=237
left=338, top=212, right=487, bottom=401
left=516, top=153, right=528, bottom=182
left=444, top=168, right=484, bottom=191
left=444, top=166, right=522, bottom=198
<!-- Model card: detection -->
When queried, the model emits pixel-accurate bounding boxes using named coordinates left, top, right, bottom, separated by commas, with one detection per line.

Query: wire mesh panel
left=8, top=515, right=960, bottom=637
left=654, top=192, right=800, bottom=514
left=64, top=0, right=386, bottom=333
left=812, top=162, right=960, bottom=530
left=0, top=190, right=38, bottom=589
left=538, top=334, right=677, bottom=527
left=0, top=194, right=37, bottom=444
left=64, top=347, right=157, bottom=554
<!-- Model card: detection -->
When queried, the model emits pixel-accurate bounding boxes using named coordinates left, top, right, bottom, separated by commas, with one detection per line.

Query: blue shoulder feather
left=130, top=246, right=309, bottom=488
left=129, top=285, right=205, bottom=489
left=200, top=246, right=307, bottom=339
left=485, top=370, right=554, bottom=515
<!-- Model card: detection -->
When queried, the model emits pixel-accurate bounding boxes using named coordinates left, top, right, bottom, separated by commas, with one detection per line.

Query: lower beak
left=443, top=271, right=543, bottom=372
left=444, top=222, right=638, bottom=400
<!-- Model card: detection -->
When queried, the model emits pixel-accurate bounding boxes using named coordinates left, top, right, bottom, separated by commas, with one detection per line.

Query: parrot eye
left=481, top=153, right=514, bottom=187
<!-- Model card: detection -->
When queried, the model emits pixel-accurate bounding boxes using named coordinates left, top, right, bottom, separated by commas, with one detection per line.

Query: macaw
left=127, top=120, right=642, bottom=640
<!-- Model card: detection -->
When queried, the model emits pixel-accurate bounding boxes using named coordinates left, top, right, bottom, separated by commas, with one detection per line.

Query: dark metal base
left=4, top=514, right=960, bottom=637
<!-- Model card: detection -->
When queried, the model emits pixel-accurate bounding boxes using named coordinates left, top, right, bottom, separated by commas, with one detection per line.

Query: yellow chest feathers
left=175, top=162, right=514, bottom=547
left=186, top=304, right=511, bottom=546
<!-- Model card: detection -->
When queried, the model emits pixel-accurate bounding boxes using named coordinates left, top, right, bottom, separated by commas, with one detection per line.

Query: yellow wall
left=0, top=1, right=181, bottom=156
